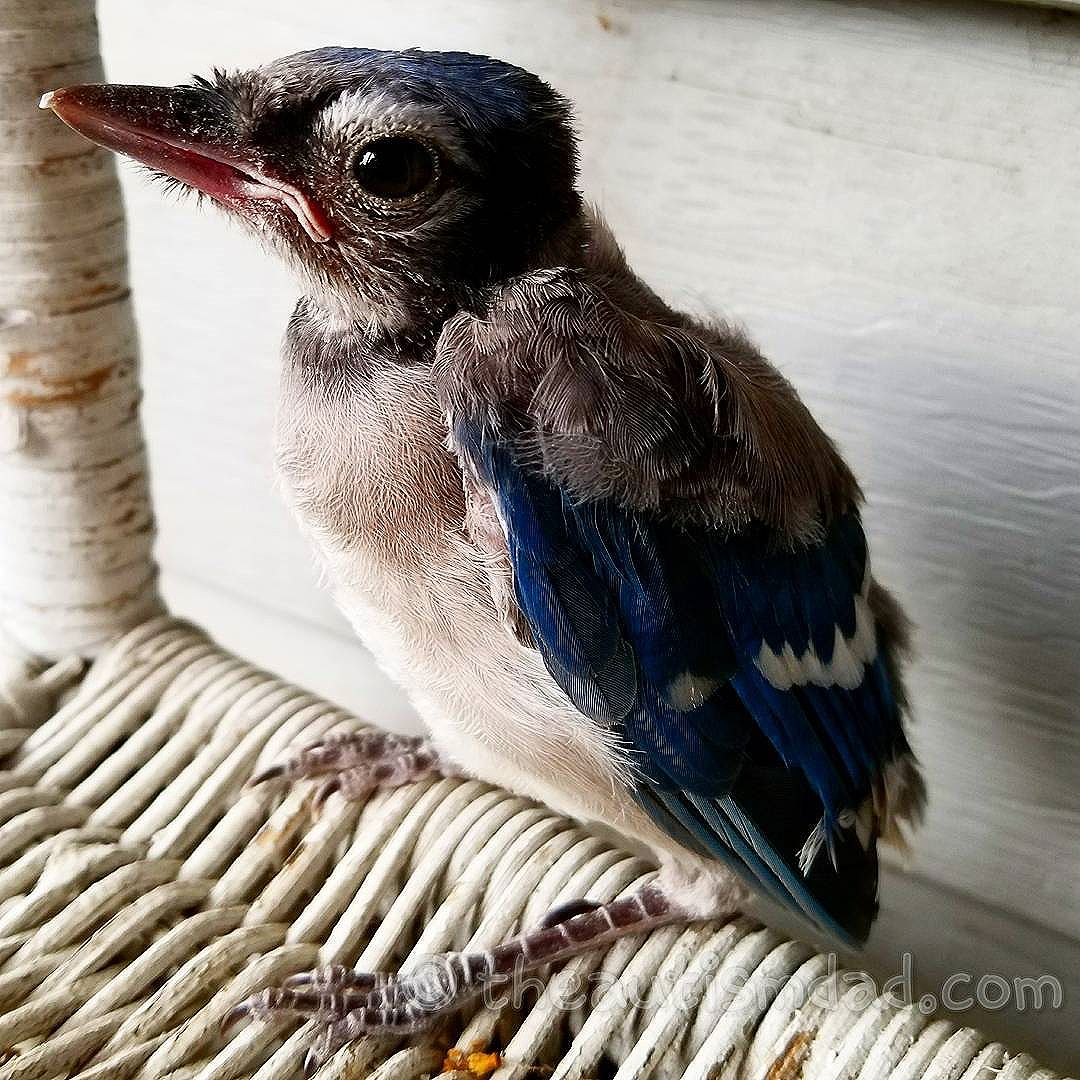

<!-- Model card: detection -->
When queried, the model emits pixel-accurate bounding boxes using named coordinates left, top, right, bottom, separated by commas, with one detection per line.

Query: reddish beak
left=41, top=83, right=332, bottom=243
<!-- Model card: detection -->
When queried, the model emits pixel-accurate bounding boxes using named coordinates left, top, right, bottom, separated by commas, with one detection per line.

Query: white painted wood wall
left=92, top=0, right=1079, bottom=1070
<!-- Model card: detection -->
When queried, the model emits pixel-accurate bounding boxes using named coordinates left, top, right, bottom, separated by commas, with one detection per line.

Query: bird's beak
left=41, top=83, right=332, bottom=243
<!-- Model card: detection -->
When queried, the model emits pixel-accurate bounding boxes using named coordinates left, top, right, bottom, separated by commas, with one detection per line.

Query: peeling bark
left=0, top=0, right=162, bottom=660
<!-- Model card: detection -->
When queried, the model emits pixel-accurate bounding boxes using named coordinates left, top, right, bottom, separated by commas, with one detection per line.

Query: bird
left=44, top=47, right=924, bottom=1069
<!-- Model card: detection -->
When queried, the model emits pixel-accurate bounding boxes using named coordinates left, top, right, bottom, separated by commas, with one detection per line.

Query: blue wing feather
left=472, top=434, right=638, bottom=728
left=459, top=423, right=907, bottom=944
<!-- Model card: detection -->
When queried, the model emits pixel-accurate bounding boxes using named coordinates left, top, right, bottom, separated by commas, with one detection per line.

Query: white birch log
left=0, top=0, right=162, bottom=663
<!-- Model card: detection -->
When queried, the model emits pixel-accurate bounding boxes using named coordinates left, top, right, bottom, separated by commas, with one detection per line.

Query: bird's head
left=43, top=48, right=581, bottom=334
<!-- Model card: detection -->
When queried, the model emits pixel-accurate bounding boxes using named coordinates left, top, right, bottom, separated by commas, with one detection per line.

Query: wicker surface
left=0, top=617, right=1064, bottom=1080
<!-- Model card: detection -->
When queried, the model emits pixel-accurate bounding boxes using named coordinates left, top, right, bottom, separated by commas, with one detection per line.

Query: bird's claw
left=249, top=730, right=447, bottom=804
left=534, top=897, right=601, bottom=929
left=224, top=961, right=467, bottom=1072
left=248, top=761, right=290, bottom=786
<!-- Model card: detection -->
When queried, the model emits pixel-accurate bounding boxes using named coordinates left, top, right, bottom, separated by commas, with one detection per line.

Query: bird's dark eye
left=351, top=136, right=437, bottom=201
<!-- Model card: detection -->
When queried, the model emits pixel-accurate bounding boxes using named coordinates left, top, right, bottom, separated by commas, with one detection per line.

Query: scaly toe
left=284, top=965, right=391, bottom=992
left=221, top=985, right=312, bottom=1029
left=221, top=978, right=387, bottom=1032
left=249, top=730, right=436, bottom=800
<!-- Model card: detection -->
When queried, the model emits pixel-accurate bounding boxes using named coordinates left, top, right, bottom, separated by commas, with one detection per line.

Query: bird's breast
left=275, top=361, right=464, bottom=572
left=272, top=352, right=650, bottom=837
left=274, top=356, right=490, bottom=685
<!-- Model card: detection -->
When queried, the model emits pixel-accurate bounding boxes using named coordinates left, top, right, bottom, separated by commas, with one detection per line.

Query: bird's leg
left=224, top=882, right=687, bottom=1071
left=250, top=729, right=460, bottom=805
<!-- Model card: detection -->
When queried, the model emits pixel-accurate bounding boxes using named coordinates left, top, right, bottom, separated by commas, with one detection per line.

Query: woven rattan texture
left=0, top=618, right=1064, bottom=1080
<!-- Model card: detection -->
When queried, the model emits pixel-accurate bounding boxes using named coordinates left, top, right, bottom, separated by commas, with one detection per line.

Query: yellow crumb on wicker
left=441, top=1044, right=503, bottom=1077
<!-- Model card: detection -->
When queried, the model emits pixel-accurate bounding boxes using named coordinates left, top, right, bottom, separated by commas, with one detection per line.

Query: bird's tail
left=725, top=763, right=879, bottom=946
left=873, top=751, right=926, bottom=855
left=641, top=766, right=879, bottom=949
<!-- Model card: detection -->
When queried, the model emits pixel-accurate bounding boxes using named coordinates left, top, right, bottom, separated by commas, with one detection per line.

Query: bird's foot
left=224, top=958, right=480, bottom=1074
left=250, top=729, right=457, bottom=806
left=224, top=884, right=682, bottom=1072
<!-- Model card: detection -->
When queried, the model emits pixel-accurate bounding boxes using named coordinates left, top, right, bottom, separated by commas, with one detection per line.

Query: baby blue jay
left=45, top=47, right=923, bottom=1066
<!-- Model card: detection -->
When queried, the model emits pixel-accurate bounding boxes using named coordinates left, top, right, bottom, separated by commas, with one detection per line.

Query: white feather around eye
left=312, top=87, right=471, bottom=163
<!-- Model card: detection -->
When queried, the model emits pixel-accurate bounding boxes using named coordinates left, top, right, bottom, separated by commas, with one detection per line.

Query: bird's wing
left=435, top=269, right=919, bottom=945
